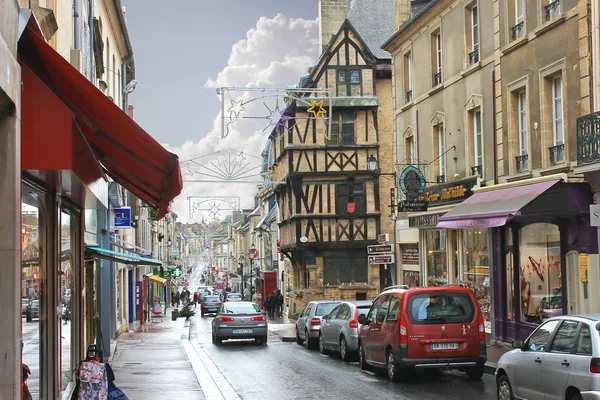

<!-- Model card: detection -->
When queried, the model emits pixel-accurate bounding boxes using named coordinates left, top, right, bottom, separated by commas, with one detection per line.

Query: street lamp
left=249, top=244, right=256, bottom=297
left=367, top=154, right=378, bottom=172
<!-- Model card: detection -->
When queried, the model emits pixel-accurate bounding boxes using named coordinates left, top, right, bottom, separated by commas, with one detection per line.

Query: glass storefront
left=60, top=211, right=75, bottom=395
left=519, top=223, right=562, bottom=325
left=403, top=271, right=420, bottom=287
left=462, top=228, right=491, bottom=334
left=425, top=230, right=448, bottom=286
left=505, top=228, right=514, bottom=320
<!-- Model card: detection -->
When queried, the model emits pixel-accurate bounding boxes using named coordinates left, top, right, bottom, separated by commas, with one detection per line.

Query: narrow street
left=190, top=313, right=496, bottom=400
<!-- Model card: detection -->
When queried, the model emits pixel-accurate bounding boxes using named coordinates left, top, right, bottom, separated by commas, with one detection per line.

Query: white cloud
left=166, top=13, right=319, bottom=223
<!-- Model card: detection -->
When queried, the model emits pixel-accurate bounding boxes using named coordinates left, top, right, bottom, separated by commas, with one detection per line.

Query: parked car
left=295, top=300, right=341, bottom=349
left=26, top=300, right=40, bottom=320
left=319, top=300, right=373, bottom=361
left=211, top=301, right=268, bottom=345
left=22, top=298, right=30, bottom=318
left=226, top=293, right=243, bottom=302
left=201, top=295, right=222, bottom=317
left=496, top=314, right=600, bottom=400
left=358, top=286, right=487, bottom=381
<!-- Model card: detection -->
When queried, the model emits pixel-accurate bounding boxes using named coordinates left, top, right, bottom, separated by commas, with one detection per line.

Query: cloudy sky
left=122, top=0, right=322, bottom=222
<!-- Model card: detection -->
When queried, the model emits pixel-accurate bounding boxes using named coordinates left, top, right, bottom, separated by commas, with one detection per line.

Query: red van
left=357, top=285, right=487, bottom=381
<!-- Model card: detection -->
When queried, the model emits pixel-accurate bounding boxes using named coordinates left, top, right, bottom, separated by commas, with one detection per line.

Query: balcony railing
left=433, top=72, right=442, bottom=87
left=471, top=165, right=482, bottom=177
left=516, top=154, right=528, bottom=172
left=436, top=174, right=445, bottom=184
left=545, top=0, right=561, bottom=21
left=549, top=143, right=565, bottom=165
left=511, top=21, right=524, bottom=40
left=405, top=90, right=413, bottom=103
left=577, top=111, right=600, bottom=165
left=468, top=49, right=479, bottom=65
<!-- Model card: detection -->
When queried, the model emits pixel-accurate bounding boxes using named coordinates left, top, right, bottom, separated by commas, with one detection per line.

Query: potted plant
left=178, top=300, right=196, bottom=321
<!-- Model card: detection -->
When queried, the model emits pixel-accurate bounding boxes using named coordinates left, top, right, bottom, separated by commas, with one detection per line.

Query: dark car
left=201, top=295, right=222, bottom=317
left=211, top=301, right=268, bottom=345
left=22, top=298, right=30, bottom=318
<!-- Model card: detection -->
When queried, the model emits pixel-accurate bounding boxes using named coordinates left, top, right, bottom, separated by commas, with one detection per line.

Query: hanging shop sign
left=399, top=166, right=426, bottom=199
left=398, top=200, right=429, bottom=212
left=417, top=177, right=478, bottom=207
left=114, top=207, right=131, bottom=228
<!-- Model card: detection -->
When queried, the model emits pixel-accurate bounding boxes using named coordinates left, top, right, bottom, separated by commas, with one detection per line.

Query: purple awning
left=437, top=179, right=561, bottom=229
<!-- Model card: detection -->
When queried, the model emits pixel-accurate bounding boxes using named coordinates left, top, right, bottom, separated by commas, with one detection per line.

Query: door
left=362, top=297, right=383, bottom=362
left=542, top=320, right=579, bottom=400
left=331, top=305, right=351, bottom=349
left=321, top=304, right=341, bottom=347
left=512, top=320, right=560, bottom=400
left=298, top=303, right=313, bottom=339
left=371, top=296, right=392, bottom=364
left=567, top=323, right=594, bottom=394
left=383, top=296, right=401, bottom=353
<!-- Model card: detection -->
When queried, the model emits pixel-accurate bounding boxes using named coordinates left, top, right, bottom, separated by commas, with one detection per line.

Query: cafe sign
left=417, top=177, right=478, bottom=207
left=399, top=166, right=426, bottom=200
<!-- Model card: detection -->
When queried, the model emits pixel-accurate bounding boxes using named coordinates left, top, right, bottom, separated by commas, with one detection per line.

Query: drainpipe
left=73, top=0, right=81, bottom=49
left=121, top=56, right=132, bottom=111
left=492, top=70, right=498, bottom=184
left=88, top=0, right=94, bottom=82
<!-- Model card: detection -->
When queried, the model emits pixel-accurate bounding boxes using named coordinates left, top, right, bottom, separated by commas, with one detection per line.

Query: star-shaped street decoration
left=307, top=99, right=327, bottom=119
left=232, top=151, right=246, bottom=169
left=213, top=151, right=228, bottom=169
left=227, top=98, right=246, bottom=117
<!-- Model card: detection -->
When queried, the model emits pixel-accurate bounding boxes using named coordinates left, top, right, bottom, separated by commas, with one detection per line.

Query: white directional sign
left=367, top=244, right=393, bottom=255
left=368, top=255, right=394, bottom=265
left=591, top=204, right=600, bottom=227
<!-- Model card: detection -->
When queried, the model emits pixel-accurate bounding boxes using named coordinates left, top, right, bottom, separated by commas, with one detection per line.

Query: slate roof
left=348, top=0, right=395, bottom=60
left=381, top=0, right=439, bottom=49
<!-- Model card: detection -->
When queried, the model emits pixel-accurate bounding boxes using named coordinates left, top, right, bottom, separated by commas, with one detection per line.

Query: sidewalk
left=109, top=314, right=205, bottom=400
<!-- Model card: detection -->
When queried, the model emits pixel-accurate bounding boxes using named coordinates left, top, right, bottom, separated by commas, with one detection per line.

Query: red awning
left=18, top=23, right=182, bottom=218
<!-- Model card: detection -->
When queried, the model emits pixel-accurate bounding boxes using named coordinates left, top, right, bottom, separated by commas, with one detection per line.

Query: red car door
left=371, top=295, right=392, bottom=365
left=361, top=296, right=383, bottom=363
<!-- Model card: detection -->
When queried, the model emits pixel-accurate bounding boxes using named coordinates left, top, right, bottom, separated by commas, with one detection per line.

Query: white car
left=496, top=314, right=600, bottom=400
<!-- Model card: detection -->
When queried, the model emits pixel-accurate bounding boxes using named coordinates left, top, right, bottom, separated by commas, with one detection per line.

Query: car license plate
left=233, top=329, right=252, bottom=334
left=431, top=343, right=458, bottom=350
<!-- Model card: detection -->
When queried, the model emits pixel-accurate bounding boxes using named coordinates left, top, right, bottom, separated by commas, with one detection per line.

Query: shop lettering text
left=409, top=214, right=443, bottom=228
left=416, top=177, right=478, bottom=207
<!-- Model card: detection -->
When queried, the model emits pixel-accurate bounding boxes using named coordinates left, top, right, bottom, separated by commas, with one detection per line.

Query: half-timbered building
left=269, top=0, right=396, bottom=315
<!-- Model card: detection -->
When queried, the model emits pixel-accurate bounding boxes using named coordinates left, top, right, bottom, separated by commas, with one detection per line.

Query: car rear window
left=315, top=303, right=338, bottom=317
left=223, top=303, right=261, bottom=314
left=408, top=293, right=475, bottom=324
left=357, top=306, right=370, bottom=317
left=206, top=297, right=220, bottom=303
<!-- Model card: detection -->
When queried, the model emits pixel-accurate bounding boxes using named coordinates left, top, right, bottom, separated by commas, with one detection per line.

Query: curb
left=182, top=319, right=191, bottom=340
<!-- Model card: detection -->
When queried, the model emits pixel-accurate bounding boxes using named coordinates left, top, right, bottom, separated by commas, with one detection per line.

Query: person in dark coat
left=174, top=291, right=180, bottom=307
left=265, top=294, right=273, bottom=318
left=275, top=289, right=284, bottom=318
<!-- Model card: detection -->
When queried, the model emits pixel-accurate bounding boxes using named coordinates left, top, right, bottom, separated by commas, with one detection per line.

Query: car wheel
left=496, top=374, right=514, bottom=400
left=211, top=332, right=216, bottom=344
left=340, top=337, right=350, bottom=361
left=570, top=394, right=583, bottom=400
left=319, top=334, right=328, bottom=354
left=296, top=328, right=304, bottom=345
left=215, top=336, right=223, bottom=346
left=255, top=337, right=263, bottom=345
left=304, top=330, right=312, bottom=349
left=201, top=312, right=204, bottom=317
left=386, top=350, right=400, bottom=382
left=262, top=335, right=268, bottom=346
left=466, top=364, right=484, bottom=380
left=358, top=342, right=369, bottom=371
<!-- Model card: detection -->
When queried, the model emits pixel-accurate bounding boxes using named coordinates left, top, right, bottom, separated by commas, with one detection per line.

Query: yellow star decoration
left=227, top=99, right=246, bottom=117
left=307, top=99, right=327, bottom=119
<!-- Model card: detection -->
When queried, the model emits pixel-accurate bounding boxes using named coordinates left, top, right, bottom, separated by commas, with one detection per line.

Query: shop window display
left=425, top=229, right=448, bottom=286
left=505, top=228, right=515, bottom=320
left=60, top=211, right=74, bottom=394
left=462, top=228, right=491, bottom=334
left=519, top=223, right=562, bottom=325
left=403, top=271, right=421, bottom=287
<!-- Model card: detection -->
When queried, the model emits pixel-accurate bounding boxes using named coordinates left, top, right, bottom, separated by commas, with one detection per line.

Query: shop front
left=437, top=177, right=599, bottom=342
left=17, top=17, right=182, bottom=398
left=407, top=176, right=493, bottom=336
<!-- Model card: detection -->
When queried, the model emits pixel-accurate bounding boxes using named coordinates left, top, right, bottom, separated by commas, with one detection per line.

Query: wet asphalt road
left=191, top=315, right=496, bottom=400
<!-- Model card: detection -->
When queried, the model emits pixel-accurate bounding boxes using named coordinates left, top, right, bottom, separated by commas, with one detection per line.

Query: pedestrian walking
left=252, top=291, right=262, bottom=310
left=264, top=294, right=272, bottom=317
left=193, top=291, right=200, bottom=308
left=174, top=291, right=180, bottom=307
left=243, top=287, right=250, bottom=301
left=171, top=290, right=176, bottom=307
left=276, top=289, right=284, bottom=318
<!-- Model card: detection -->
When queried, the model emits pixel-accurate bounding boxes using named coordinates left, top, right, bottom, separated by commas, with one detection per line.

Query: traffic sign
left=368, top=255, right=394, bottom=264
left=378, top=234, right=389, bottom=243
left=367, top=244, right=393, bottom=255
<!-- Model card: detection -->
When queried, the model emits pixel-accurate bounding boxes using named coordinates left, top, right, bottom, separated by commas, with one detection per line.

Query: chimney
left=394, top=0, right=412, bottom=31
left=319, top=0, right=347, bottom=54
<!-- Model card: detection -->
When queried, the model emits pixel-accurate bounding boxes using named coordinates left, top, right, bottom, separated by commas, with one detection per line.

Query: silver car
left=319, top=300, right=372, bottom=361
left=496, top=314, right=600, bottom=400
left=295, top=300, right=340, bottom=349
left=211, top=301, right=268, bottom=345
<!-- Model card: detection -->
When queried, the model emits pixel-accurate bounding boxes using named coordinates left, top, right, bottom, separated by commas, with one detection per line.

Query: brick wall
left=318, top=0, right=347, bottom=54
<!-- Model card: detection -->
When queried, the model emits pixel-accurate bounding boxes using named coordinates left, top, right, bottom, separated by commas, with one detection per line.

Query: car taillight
left=478, top=313, right=485, bottom=341
left=349, top=309, right=359, bottom=329
left=399, top=315, right=407, bottom=345
left=591, top=358, right=600, bottom=374
left=219, top=316, right=234, bottom=322
left=310, top=317, right=321, bottom=326
left=251, top=315, right=266, bottom=322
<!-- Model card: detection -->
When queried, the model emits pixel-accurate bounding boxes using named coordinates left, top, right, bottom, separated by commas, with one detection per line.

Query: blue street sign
left=114, top=207, right=131, bottom=228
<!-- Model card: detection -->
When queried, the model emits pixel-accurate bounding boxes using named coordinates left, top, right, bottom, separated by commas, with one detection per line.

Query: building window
left=324, top=254, right=368, bottom=285
left=336, top=182, right=366, bottom=217
left=425, top=229, right=447, bottom=286
left=336, top=69, right=361, bottom=97
left=112, top=55, right=116, bottom=102
left=432, top=31, right=442, bottom=86
left=518, top=223, right=563, bottom=325
left=327, top=112, right=355, bottom=146
left=434, top=124, right=445, bottom=182
left=512, top=0, right=525, bottom=40
left=544, top=0, right=561, bottom=21
left=404, top=52, right=413, bottom=103
left=518, top=91, right=528, bottom=170
left=405, top=135, right=415, bottom=164
left=468, top=5, right=479, bottom=65
left=105, top=38, right=110, bottom=96
left=473, top=108, right=483, bottom=171
left=551, top=76, right=565, bottom=164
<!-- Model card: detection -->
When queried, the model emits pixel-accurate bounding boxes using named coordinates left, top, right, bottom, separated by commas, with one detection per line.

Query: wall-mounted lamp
left=367, top=154, right=378, bottom=171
